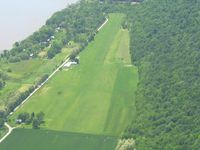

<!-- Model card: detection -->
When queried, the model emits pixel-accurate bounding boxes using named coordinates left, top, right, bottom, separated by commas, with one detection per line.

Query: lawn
left=10, top=13, right=139, bottom=137
left=0, top=129, right=117, bottom=150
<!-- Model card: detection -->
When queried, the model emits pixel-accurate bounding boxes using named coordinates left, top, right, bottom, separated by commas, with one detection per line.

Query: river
left=0, top=0, right=78, bottom=52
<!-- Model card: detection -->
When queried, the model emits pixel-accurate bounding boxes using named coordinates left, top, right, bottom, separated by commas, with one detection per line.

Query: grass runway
left=3, top=13, right=138, bottom=150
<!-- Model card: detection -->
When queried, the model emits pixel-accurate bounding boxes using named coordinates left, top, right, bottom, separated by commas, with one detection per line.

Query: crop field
left=0, top=129, right=117, bottom=150
left=4, top=13, right=138, bottom=150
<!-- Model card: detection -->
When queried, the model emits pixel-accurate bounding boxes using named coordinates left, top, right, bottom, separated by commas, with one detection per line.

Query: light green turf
left=0, top=129, right=117, bottom=150
left=10, top=13, right=138, bottom=136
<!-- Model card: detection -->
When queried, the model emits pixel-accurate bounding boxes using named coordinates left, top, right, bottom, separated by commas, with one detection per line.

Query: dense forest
left=123, top=0, right=200, bottom=149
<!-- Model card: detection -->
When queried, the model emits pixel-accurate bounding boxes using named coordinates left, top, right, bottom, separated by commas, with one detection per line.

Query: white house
left=131, top=2, right=140, bottom=5
left=16, top=119, right=22, bottom=124
left=63, top=61, right=77, bottom=68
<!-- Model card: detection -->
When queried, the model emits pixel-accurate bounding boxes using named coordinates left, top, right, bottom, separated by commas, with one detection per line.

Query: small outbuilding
left=131, top=2, right=140, bottom=5
left=30, top=53, right=34, bottom=57
left=16, top=119, right=22, bottom=124
left=63, top=61, right=77, bottom=68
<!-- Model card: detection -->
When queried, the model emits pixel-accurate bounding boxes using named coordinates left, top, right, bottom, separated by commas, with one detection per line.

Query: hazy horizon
left=0, top=0, right=77, bottom=51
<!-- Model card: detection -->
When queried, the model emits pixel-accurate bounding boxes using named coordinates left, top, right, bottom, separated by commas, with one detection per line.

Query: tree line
left=0, top=74, right=49, bottom=129
left=0, top=71, right=8, bottom=90
left=121, top=0, right=200, bottom=149
left=17, top=112, right=45, bottom=129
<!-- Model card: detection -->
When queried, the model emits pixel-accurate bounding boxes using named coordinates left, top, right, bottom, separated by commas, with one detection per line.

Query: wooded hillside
left=124, top=0, right=200, bottom=149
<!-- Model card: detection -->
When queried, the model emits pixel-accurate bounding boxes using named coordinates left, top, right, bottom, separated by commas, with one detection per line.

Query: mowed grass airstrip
left=0, top=13, right=138, bottom=150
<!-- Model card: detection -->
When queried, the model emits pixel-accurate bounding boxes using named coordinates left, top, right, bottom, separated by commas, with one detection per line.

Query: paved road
left=0, top=123, right=15, bottom=143
left=97, top=18, right=108, bottom=31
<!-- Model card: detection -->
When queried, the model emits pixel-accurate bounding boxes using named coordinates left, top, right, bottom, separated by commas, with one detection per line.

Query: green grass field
left=0, top=129, right=117, bottom=150
left=4, top=13, right=138, bottom=150
left=0, top=47, right=75, bottom=108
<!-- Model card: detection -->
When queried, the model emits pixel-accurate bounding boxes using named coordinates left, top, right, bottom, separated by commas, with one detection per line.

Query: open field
left=0, top=129, right=117, bottom=150
left=10, top=13, right=138, bottom=136
left=0, top=47, right=75, bottom=108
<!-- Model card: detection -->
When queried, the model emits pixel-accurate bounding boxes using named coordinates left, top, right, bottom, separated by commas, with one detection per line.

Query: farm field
left=0, top=46, right=75, bottom=108
left=3, top=13, right=138, bottom=150
left=0, top=129, right=117, bottom=150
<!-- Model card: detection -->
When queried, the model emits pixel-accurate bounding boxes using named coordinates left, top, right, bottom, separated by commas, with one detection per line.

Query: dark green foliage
left=8, top=56, right=20, bottom=63
left=0, top=79, right=5, bottom=90
left=32, top=119, right=40, bottom=129
left=0, top=110, right=5, bottom=129
left=0, top=118, right=5, bottom=128
left=37, top=74, right=49, bottom=86
left=47, top=40, right=63, bottom=59
left=18, top=53, right=29, bottom=60
left=122, top=0, right=200, bottom=149
left=30, top=112, right=35, bottom=120
left=7, top=68, right=12, bottom=73
left=17, top=112, right=30, bottom=123
left=32, top=112, right=45, bottom=129
left=69, top=49, right=80, bottom=60
left=47, top=49, right=56, bottom=59
left=7, top=86, right=35, bottom=113
left=36, top=112, right=45, bottom=124
left=0, top=71, right=8, bottom=80
left=16, top=112, right=44, bottom=128
left=0, top=71, right=7, bottom=90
